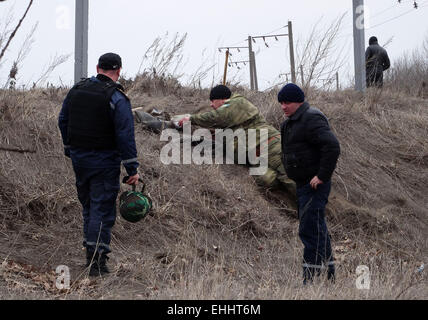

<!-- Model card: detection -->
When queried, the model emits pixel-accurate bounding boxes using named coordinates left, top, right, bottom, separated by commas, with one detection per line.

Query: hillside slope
left=0, top=81, right=426, bottom=299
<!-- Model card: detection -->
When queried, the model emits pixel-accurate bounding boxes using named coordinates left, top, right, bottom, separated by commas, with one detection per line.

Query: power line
left=371, top=0, right=415, bottom=19
left=367, top=0, right=428, bottom=29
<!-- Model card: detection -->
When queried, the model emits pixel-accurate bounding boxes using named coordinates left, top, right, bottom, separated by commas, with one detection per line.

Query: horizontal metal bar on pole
left=218, top=46, right=249, bottom=49
left=251, top=33, right=288, bottom=39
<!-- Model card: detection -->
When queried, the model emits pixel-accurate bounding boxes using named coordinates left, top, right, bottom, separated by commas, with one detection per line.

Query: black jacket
left=365, top=42, right=390, bottom=75
left=280, top=102, right=340, bottom=186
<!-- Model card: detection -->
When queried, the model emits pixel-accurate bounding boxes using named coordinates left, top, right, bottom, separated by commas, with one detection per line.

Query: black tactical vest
left=67, top=78, right=121, bottom=150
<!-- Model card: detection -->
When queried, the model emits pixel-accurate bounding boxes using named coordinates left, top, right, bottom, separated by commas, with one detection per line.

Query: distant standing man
left=365, top=36, right=391, bottom=88
left=278, top=83, right=340, bottom=284
left=58, top=53, right=140, bottom=276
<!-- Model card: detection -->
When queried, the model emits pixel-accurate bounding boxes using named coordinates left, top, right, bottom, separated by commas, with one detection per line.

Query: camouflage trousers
left=250, top=137, right=296, bottom=196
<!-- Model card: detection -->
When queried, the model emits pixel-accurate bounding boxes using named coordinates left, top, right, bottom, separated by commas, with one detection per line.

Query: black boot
left=303, top=267, right=319, bottom=285
left=98, top=253, right=110, bottom=275
left=327, top=265, right=336, bottom=283
left=86, top=249, right=95, bottom=268
left=88, top=252, right=110, bottom=277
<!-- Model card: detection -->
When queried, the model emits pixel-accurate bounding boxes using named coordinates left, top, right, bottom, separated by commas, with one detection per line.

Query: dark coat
left=280, top=102, right=340, bottom=186
left=365, top=42, right=390, bottom=76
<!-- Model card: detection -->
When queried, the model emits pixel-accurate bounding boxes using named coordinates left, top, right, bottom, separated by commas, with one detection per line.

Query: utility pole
left=251, top=51, right=258, bottom=91
left=248, top=36, right=255, bottom=90
left=353, top=0, right=366, bottom=92
left=336, top=72, right=340, bottom=91
left=288, top=21, right=296, bottom=83
left=74, top=0, right=88, bottom=84
left=218, top=46, right=248, bottom=85
left=300, top=65, right=304, bottom=86
left=248, top=22, right=295, bottom=89
left=223, top=49, right=230, bottom=85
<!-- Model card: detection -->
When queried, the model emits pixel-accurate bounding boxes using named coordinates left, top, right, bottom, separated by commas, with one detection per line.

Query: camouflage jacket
left=190, top=94, right=280, bottom=150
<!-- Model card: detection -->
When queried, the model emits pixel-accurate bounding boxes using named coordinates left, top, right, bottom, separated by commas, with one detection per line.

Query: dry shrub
left=384, top=34, right=428, bottom=98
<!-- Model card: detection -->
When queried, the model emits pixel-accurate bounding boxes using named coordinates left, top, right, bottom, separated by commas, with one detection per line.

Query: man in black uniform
left=58, top=53, right=140, bottom=276
left=365, top=36, right=391, bottom=88
left=278, top=83, right=340, bottom=284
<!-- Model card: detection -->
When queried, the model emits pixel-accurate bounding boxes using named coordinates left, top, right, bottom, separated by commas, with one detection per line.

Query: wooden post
left=223, top=49, right=230, bottom=85
left=336, top=72, right=340, bottom=90
left=74, top=0, right=89, bottom=84
left=248, top=36, right=254, bottom=90
left=288, top=21, right=296, bottom=83
left=300, top=64, right=304, bottom=86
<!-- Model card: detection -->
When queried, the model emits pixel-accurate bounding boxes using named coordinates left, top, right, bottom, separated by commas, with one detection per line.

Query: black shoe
left=88, top=253, right=110, bottom=277
left=85, top=249, right=95, bottom=268
left=302, top=267, right=318, bottom=285
left=99, top=254, right=110, bottom=274
left=327, top=266, right=336, bottom=283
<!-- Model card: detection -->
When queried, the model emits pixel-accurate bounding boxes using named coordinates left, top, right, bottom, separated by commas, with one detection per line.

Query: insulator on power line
left=237, top=48, right=240, bottom=52
left=275, top=36, right=278, bottom=41
left=237, top=66, right=241, bottom=70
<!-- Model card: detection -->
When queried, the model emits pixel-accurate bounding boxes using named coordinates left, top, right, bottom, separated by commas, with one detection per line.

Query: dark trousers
left=297, top=181, right=335, bottom=281
left=366, top=69, right=384, bottom=88
left=73, top=166, right=120, bottom=255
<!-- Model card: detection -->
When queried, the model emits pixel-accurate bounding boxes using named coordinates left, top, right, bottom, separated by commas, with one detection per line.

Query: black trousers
left=297, top=181, right=335, bottom=281
left=73, top=166, right=120, bottom=255
left=366, top=69, right=384, bottom=88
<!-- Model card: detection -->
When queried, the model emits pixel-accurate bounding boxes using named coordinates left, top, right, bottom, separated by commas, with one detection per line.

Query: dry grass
left=0, top=75, right=427, bottom=300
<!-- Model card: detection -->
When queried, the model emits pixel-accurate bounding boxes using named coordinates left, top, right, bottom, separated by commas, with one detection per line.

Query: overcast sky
left=0, top=0, right=427, bottom=90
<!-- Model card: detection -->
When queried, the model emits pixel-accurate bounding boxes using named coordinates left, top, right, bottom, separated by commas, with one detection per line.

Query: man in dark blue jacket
left=58, top=53, right=140, bottom=276
left=278, top=83, right=340, bottom=284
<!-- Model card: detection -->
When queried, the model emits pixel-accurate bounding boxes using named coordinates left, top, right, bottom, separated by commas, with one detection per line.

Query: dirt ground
left=0, top=82, right=427, bottom=299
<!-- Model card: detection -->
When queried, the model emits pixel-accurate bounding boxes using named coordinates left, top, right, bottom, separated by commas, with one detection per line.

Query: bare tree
left=0, top=0, right=34, bottom=63
left=5, top=22, right=38, bottom=89
left=32, top=53, right=71, bottom=87
left=138, top=32, right=187, bottom=79
left=295, top=13, right=348, bottom=91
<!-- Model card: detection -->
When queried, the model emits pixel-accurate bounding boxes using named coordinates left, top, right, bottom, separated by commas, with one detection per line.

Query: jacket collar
left=96, top=73, right=115, bottom=83
left=289, top=102, right=309, bottom=121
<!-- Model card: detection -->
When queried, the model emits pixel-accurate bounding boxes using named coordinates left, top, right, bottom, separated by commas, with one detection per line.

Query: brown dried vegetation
left=0, top=74, right=427, bottom=299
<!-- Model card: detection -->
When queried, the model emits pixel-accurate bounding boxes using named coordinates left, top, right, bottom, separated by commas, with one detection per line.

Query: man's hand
left=178, top=116, right=190, bottom=127
left=126, top=173, right=140, bottom=185
left=310, top=176, right=323, bottom=189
